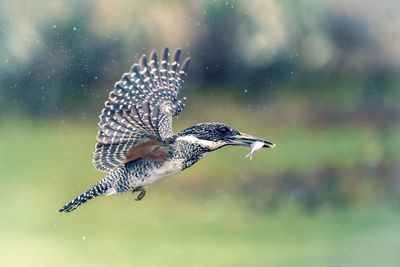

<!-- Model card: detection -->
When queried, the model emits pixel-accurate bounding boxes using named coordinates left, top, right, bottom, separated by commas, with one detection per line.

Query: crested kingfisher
left=59, top=48, right=275, bottom=213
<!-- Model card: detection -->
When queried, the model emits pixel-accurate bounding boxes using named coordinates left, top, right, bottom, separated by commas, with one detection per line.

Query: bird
left=59, top=48, right=275, bottom=213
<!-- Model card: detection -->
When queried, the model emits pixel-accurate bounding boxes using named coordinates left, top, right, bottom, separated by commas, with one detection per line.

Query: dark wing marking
left=93, top=48, right=191, bottom=172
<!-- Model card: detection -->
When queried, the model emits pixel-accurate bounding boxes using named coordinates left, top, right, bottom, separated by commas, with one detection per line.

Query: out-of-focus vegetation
left=1, top=117, right=400, bottom=267
left=1, top=0, right=400, bottom=117
left=0, top=0, right=399, bottom=266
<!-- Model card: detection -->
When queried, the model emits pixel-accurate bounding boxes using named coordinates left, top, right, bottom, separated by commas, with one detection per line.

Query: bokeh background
left=1, top=0, right=400, bottom=266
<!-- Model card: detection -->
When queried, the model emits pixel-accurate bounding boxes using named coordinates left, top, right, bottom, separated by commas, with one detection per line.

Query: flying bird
left=59, top=48, right=275, bottom=213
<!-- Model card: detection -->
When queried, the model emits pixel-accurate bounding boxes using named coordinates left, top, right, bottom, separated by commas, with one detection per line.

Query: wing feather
left=150, top=49, right=163, bottom=89
left=93, top=48, right=191, bottom=172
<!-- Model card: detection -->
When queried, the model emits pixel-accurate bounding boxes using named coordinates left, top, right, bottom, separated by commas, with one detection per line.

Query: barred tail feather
left=59, top=183, right=109, bottom=213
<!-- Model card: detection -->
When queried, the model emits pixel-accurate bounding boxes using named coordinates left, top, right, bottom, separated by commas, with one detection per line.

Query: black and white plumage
left=59, top=48, right=275, bottom=213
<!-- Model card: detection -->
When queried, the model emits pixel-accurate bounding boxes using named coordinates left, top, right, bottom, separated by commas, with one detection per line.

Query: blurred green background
left=1, top=0, right=400, bottom=266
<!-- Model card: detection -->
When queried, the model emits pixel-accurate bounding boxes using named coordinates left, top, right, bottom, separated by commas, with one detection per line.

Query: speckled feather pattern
left=58, top=48, right=262, bottom=213
left=110, top=140, right=210, bottom=193
left=59, top=138, right=210, bottom=212
left=94, top=48, right=190, bottom=173
left=59, top=48, right=192, bottom=213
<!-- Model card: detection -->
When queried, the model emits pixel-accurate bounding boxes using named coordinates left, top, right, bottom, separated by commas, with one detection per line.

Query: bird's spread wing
left=93, top=48, right=191, bottom=172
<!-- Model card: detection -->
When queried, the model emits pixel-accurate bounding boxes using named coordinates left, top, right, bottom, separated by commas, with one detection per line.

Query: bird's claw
left=135, top=190, right=146, bottom=201
left=132, top=187, right=146, bottom=201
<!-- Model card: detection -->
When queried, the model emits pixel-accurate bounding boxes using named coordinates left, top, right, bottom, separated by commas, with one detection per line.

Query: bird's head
left=177, top=122, right=275, bottom=151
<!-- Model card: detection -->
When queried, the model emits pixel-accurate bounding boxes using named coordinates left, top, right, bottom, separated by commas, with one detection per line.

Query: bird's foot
left=132, top=187, right=146, bottom=201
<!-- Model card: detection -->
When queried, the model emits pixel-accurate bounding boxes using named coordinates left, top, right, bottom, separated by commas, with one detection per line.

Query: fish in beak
left=228, top=132, right=276, bottom=160
left=228, top=132, right=276, bottom=148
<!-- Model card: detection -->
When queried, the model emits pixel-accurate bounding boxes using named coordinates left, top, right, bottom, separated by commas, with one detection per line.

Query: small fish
left=245, top=141, right=265, bottom=160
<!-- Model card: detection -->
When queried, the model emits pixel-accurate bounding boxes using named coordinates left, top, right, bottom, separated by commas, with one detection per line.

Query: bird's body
left=103, top=137, right=209, bottom=195
left=59, top=48, right=275, bottom=213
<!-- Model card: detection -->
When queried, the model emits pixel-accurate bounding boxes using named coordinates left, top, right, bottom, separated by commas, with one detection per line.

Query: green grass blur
left=1, top=106, right=399, bottom=267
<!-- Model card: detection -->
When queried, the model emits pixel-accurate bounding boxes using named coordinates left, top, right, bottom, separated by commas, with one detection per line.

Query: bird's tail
left=59, top=182, right=110, bottom=213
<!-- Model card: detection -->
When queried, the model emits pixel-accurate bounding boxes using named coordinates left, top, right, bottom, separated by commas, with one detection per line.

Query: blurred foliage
left=0, top=0, right=400, bottom=116
left=1, top=117, right=400, bottom=266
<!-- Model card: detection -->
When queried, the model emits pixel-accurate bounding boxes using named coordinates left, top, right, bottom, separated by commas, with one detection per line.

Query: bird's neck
left=172, top=136, right=212, bottom=170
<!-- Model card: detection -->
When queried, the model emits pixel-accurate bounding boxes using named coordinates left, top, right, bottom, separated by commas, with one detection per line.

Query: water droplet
left=82, top=236, right=86, bottom=240
left=244, top=89, right=248, bottom=93
left=73, top=27, right=77, bottom=31
left=52, top=25, right=57, bottom=29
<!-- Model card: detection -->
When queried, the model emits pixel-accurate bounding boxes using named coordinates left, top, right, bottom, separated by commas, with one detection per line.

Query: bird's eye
left=218, top=126, right=230, bottom=135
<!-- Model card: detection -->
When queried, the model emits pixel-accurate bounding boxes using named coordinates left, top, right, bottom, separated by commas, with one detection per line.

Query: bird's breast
left=135, top=159, right=184, bottom=186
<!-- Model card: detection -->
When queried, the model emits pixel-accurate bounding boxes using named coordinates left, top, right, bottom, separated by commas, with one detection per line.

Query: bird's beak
left=228, top=132, right=276, bottom=148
